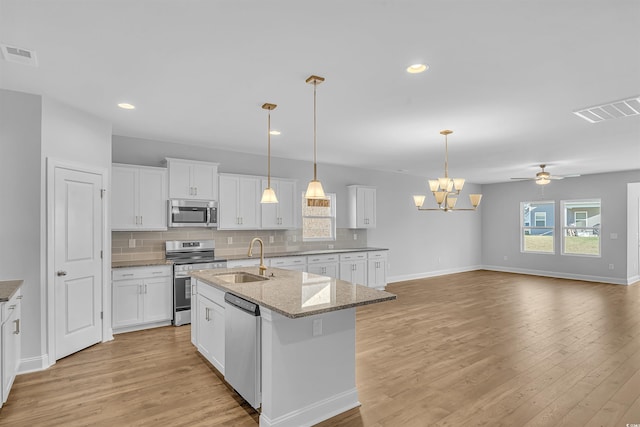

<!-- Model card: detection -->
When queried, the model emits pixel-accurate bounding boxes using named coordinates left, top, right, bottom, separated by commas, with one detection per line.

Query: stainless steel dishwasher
left=224, top=293, right=261, bottom=409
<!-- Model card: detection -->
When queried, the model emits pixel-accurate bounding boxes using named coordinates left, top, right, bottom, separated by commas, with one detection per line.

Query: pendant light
left=304, top=75, right=327, bottom=200
left=260, top=103, right=278, bottom=204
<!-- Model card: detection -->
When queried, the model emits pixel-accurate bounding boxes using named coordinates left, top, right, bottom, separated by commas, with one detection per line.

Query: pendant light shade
left=304, top=75, right=327, bottom=200
left=261, top=103, right=278, bottom=204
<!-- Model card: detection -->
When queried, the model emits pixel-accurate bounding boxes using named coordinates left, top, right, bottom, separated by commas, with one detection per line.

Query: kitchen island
left=190, top=267, right=395, bottom=427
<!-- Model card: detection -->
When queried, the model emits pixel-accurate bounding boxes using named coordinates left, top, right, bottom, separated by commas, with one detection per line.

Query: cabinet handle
left=122, top=273, right=134, bottom=277
left=140, top=216, right=143, bottom=225
left=16, top=295, right=23, bottom=300
left=194, top=187, right=198, bottom=195
left=145, top=284, right=148, bottom=294
left=152, top=271, right=164, bottom=275
left=205, top=307, right=210, bottom=321
left=57, top=270, right=67, bottom=277
left=14, top=319, right=20, bottom=334
left=8, top=304, right=15, bottom=311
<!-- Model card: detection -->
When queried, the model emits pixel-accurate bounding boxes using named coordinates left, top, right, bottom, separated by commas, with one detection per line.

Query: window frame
left=301, top=192, right=336, bottom=242
left=561, top=199, right=601, bottom=257
left=520, top=200, right=555, bottom=254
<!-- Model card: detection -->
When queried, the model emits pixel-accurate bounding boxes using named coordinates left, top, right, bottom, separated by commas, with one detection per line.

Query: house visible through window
left=302, top=193, right=336, bottom=241
left=562, top=199, right=601, bottom=256
left=521, top=201, right=555, bottom=253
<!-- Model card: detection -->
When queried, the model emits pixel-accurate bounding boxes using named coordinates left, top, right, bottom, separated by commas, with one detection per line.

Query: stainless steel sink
left=213, top=272, right=269, bottom=284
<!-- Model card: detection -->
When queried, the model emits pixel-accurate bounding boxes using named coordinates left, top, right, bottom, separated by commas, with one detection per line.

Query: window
left=562, top=199, right=601, bottom=256
left=302, top=193, right=336, bottom=241
left=521, top=201, right=555, bottom=253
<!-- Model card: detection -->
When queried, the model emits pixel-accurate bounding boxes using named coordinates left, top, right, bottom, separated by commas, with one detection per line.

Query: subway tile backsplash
left=111, top=228, right=368, bottom=262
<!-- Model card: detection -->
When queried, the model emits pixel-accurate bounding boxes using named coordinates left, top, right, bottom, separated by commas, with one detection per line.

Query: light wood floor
left=1, top=271, right=639, bottom=426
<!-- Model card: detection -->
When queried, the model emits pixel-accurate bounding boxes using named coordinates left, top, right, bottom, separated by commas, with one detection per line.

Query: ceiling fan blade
left=549, top=176, right=564, bottom=180
left=510, top=177, right=535, bottom=180
left=559, top=174, right=581, bottom=178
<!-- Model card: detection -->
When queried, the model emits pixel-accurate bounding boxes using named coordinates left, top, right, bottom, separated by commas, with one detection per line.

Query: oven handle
left=174, top=271, right=191, bottom=279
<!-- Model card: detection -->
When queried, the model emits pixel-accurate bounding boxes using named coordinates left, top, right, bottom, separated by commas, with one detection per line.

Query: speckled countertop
left=112, top=247, right=388, bottom=268
left=0, top=280, right=23, bottom=302
left=191, top=267, right=396, bottom=319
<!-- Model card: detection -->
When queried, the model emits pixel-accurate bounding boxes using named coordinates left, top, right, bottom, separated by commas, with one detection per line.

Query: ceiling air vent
left=0, top=43, right=38, bottom=66
left=573, top=96, right=640, bottom=123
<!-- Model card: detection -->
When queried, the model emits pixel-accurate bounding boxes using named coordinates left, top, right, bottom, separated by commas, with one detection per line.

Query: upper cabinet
left=261, top=178, right=297, bottom=229
left=166, top=158, right=219, bottom=200
left=347, top=185, right=376, bottom=229
left=219, top=174, right=262, bottom=230
left=112, top=164, right=167, bottom=231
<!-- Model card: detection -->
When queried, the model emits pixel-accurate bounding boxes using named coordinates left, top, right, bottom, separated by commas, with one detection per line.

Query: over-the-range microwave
left=168, top=199, right=218, bottom=228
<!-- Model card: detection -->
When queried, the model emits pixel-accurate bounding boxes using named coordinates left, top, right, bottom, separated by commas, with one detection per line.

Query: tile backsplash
left=112, top=228, right=368, bottom=262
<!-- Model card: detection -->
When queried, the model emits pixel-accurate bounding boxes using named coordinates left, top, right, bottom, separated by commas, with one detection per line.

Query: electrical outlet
left=328, top=244, right=334, bottom=249
left=503, top=256, right=508, bottom=261
left=292, top=235, right=297, bottom=242
left=269, top=235, right=274, bottom=244
left=610, top=233, right=618, bottom=239
left=609, top=264, right=614, bottom=270
left=353, top=233, right=358, bottom=240
left=129, top=239, right=136, bottom=248
left=312, top=319, right=323, bottom=336
left=227, top=237, right=233, bottom=245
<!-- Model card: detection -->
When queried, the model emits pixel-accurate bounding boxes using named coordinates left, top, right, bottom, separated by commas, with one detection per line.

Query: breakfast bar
left=190, top=267, right=396, bottom=427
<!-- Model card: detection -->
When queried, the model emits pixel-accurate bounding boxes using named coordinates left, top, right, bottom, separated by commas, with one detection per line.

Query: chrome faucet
left=248, top=237, right=267, bottom=276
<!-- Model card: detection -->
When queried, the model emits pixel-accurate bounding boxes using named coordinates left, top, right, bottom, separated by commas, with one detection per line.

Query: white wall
left=0, top=89, right=42, bottom=362
left=628, top=182, right=640, bottom=283
left=113, top=135, right=483, bottom=281
left=481, top=170, right=640, bottom=284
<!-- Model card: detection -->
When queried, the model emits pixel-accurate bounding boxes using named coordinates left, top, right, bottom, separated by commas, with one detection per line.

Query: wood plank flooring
left=1, top=270, right=639, bottom=426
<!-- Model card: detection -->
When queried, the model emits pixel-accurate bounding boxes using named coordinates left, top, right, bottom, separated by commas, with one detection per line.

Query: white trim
left=482, top=265, right=628, bottom=285
left=46, top=158, right=109, bottom=366
left=17, top=354, right=50, bottom=374
left=259, top=388, right=360, bottom=427
left=112, top=321, right=172, bottom=335
left=628, top=275, right=640, bottom=285
left=387, top=265, right=482, bottom=283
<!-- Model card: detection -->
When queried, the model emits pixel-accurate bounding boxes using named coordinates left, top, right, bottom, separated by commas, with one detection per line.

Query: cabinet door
left=191, top=163, right=218, bottom=200
left=238, top=176, right=261, bottom=228
left=260, top=178, right=279, bottom=229
left=197, top=296, right=225, bottom=374
left=277, top=179, right=296, bottom=228
left=112, top=166, right=138, bottom=230
left=2, top=303, right=20, bottom=403
left=138, top=168, right=167, bottom=230
left=218, top=175, right=240, bottom=229
left=359, top=187, right=376, bottom=228
left=112, top=279, right=144, bottom=328
left=367, top=259, right=387, bottom=289
left=143, top=276, right=172, bottom=323
left=340, top=261, right=367, bottom=286
left=308, top=263, right=339, bottom=279
left=168, top=160, right=192, bottom=199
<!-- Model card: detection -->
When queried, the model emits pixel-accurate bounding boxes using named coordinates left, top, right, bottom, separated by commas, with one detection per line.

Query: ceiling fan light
left=536, top=178, right=550, bottom=185
left=413, top=195, right=426, bottom=208
left=261, top=187, right=278, bottom=203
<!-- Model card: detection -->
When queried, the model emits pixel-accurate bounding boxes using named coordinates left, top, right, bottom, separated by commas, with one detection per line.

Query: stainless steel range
left=165, top=240, right=227, bottom=326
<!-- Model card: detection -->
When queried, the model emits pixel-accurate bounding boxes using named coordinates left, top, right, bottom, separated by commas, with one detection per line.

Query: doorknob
left=57, top=271, right=67, bottom=276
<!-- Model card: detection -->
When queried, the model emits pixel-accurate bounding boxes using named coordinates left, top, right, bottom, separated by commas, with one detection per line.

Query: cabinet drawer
left=339, top=252, right=367, bottom=262
left=112, top=265, right=172, bottom=281
left=1, top=289, right=21, bottom=325
left=270, top=256, right=307, bottom=267
left=197, top=280, right=226, bottom=306
left=367, top=251, right=388, bottom=260
left=307, top=254, right=339, bottom=264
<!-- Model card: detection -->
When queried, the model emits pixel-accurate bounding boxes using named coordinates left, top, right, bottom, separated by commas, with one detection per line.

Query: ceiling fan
left=510, top=164, right=580, bottom=185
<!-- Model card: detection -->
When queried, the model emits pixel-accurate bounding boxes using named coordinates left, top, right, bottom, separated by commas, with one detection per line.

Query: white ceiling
left=1, top=0, right=639, bottom=184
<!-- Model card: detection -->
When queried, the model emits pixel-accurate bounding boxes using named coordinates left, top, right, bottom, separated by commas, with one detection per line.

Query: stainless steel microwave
left=168, top=200, right=218, bottom=228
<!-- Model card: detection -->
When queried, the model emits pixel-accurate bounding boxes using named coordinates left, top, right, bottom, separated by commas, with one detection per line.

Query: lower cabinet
left=1, top=288, right=22, bottom=407
left=112, top=266, right=172, bottom=333
left=269, top=256, right=307, bottom=272
left=307, top=254, right=339, bottom=279
left=192, top=279, right=225, bottom=375
left=339, top=252, right=367, bottom=286
left=367, top=251, right=388, bottom=290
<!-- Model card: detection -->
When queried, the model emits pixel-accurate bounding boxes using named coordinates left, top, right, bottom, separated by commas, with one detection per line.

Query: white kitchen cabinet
left=112, top=164, right=167, bottom=231
left=166, top=158, right=219, bottom=200
left=269, top=256, right=307, bottom=272
left=307, top=253, right=339, bottom=278
left=193, top=279, right=225, bottom=374
left=367, top=250, right=388, bottom=290
left=339, top=252, right=367, bottom=286
left=261, top=178, right=297, bottom=229
left=112, top=266, right=172, bottom=333
left=347, top=185, right=376, bottom=229
left=219, top=174, right=261, bottom=230
left=1, top=288, right=21, bottom=406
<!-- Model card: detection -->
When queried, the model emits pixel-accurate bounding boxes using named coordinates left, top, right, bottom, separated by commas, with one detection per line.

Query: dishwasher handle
left=224, top=293, right=260, bottom=316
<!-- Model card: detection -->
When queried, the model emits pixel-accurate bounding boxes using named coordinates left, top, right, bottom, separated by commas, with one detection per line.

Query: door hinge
left=100, top=189, right=106, bottom=199
left=100, top=250, right=103, bottom=259
left=100, top=311, right=103, bottom=319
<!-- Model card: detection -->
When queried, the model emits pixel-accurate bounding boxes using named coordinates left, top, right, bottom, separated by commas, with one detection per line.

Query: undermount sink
left=214, top=272, right=269, bottom=284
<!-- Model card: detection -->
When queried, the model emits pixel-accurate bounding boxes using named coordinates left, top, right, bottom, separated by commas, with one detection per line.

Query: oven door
left=174, top=271, right=192, bottom=313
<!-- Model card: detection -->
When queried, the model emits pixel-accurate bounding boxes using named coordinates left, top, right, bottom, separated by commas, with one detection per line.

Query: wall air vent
left=0, top=43, right=38, bottom=66
left=573, top=96, right=640, bottom=123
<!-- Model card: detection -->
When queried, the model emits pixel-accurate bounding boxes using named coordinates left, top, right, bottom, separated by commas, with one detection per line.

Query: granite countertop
left=0, top=280, right=23, bottom=302
left=112, top=259, right=174, bottom=269
left=191, top=267, right=396, bottom=319
left=112, top=247, right=389, bottom=268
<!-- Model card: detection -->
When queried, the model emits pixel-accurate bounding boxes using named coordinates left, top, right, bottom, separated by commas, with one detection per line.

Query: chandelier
left=413, top=130, right=482, bottom=211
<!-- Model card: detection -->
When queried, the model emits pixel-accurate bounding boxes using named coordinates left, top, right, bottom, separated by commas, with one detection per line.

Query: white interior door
left=54, top=166, right=103, bottom=360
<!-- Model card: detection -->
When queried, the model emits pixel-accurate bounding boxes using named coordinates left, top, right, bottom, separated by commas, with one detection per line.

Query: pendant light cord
left=313, top=80, right=318, bottom=181
left=267, top=109, right=271, bottom=188
left=444, top=132, right=449, bottom=179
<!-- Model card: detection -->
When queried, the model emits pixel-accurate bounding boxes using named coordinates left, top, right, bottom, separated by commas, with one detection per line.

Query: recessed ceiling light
left=118, top=103, right=136, bottom=110
left=406, top=64, right=428, bottom=74
left=269, top=130, right=281, bottom=135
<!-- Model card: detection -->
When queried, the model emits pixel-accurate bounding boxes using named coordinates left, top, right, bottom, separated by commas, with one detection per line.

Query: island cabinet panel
left=167, top=158, right=219, bottom=200
left=366, top=250, right=388, bottom=290
left=192, top=279, right=226, bottom=374
left=112, top=266, right=172, bottom=334
left=1, top=287, right=22, bottom=406
left=339, top=252, right=367, bottom=286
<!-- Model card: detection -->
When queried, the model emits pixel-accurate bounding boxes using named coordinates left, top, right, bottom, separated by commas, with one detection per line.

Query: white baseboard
left=259, top=388, right=360, bottom=427
left=482, top=265, right=629, bottom=285
left=18, top=354, right=50, bottom=375
left=627, top=275, right=640, bottom=285
left=113, top=320, right=172, bottom=335
left=387, top=265, right=482, bottom=284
